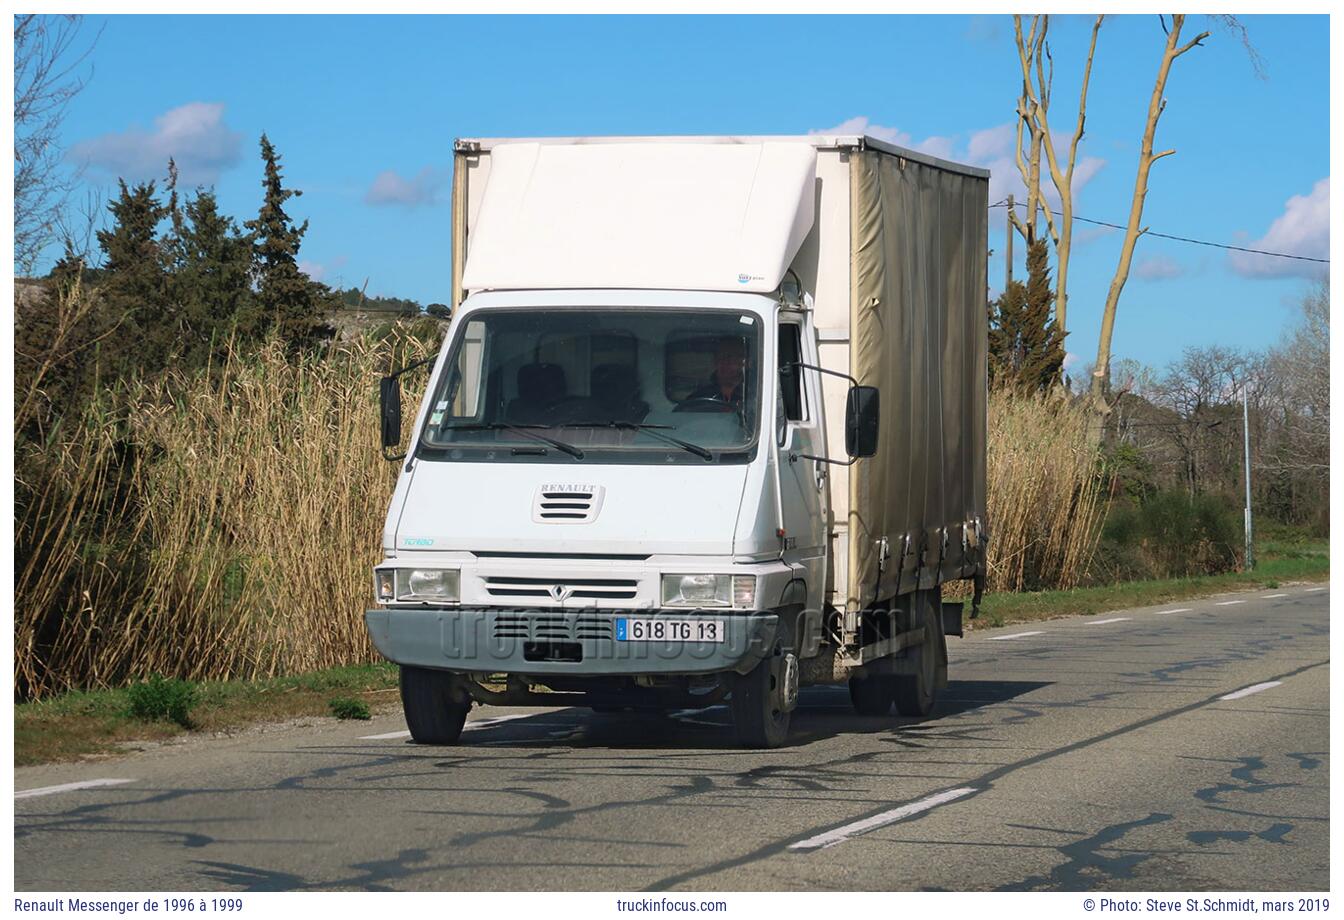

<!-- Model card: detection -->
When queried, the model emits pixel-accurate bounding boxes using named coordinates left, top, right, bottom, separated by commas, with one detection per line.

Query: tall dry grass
left=980, top=388, right=1108, bottom=592
left=16, top=306, right=1107, bottom=697
left=15, top=325, right=434, bottom=698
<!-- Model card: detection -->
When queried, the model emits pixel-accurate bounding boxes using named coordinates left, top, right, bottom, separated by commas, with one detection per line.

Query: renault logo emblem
left=549, top=584, right=572, bottom=602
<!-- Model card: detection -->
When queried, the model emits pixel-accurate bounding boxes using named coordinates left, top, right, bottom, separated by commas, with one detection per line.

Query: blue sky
left=46, top=13, right=1329, bottom=371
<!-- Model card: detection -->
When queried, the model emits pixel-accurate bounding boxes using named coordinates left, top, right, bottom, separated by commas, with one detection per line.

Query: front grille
left=483, top=576, right=638, bottom=601
left=532, top=485, right=605, bottom=523
left=492, top=614, right=615, bottom=642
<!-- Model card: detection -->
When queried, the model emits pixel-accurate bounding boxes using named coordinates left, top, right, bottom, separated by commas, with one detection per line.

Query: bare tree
left=13, top=14, right=99, bottom=275
left=1012, top=14, right=1103, bottom=338
left=1265, top=281, right=1329, bottom=474
left=1089, top=15, right=1210, bottom=411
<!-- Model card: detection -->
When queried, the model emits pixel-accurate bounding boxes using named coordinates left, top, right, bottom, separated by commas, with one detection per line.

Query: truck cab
left=365, top=135, right=989, bottom=748
left=366, top=287, right=865, bottom=747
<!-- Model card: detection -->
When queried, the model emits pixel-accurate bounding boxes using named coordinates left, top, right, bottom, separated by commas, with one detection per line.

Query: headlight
left=375, top=567, right=460, bottom=604
left=661, top=574, right=756, bottom=609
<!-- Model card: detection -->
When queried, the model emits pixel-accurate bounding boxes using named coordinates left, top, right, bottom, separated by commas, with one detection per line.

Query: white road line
left=1154, top=608, right=1191, bottom=615
left=1215, top=600, right=1245, bottom=606
left=1304, top=587, right=1326, bottom=593
left=789, top=787, right=978, bottom=851
left=1086, top=617, right=1131, bottom=626
left=986, top=631, right=1043, bottom=641
left=464, top=714, right=536, bottom=731
left=1219, top=681, right=1283, bottom=701
left=15, top=778, right=135, bottom=800
left=361, top=712, right=539, bottom=741
left=1263, top=593, right=1288, bottom=599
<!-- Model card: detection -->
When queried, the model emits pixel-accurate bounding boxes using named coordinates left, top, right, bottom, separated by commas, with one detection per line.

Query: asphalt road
left=15, top=584, right=1330, bottom=892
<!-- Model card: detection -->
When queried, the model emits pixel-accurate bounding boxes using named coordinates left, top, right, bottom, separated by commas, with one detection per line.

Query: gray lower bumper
left=364, top=608, right=778, bottom=677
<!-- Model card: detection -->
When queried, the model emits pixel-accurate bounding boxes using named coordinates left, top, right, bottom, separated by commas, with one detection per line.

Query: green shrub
left=126, top=675, right=197, bottom=727
left=1098, top=490, right=1241, bottom=580
left=327, top=697, right=371, bottom=720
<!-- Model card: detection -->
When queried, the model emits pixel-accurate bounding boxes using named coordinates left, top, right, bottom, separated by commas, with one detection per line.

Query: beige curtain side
left=847, top=150, right=988, bottom=611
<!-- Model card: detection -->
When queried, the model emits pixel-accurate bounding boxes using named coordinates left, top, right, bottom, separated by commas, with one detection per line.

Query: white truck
left=365, top=135, right=989, bottom=748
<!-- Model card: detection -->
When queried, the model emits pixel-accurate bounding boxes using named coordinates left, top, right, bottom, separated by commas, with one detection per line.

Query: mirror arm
left=793, top=451, right=859, bottom=467
left=780, top=361, right=858, bottom=388
left=388, top=353, right=436, bottom=380
left=778, top=363, right=868, bottom=466
left=380, top=354, right=437, bottom=464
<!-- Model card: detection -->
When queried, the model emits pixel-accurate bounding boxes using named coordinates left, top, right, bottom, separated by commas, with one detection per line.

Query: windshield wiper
left=442, top=422, right=585, bottom=459
left=559, top=421, right=713, bottom=461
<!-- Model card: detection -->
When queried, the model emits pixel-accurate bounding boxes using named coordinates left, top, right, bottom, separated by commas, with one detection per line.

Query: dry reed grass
left=979, top=388, right=1108, bottom=593
left=15, top=296, right=1106, bottom=697
left=15, top=322, right=434, bottom=698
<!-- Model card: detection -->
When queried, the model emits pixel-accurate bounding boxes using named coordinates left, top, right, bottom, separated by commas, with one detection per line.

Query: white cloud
left=810, top=116, right=1107, bottom=221
left=365, top=166, right=447, bottom=208
left=1134, top=254, right=1185, bottom=281
left=298, top=255, right=347, bottom=283
left=1229, top=178, right=1329, bottom=279
left=69, top=102, right=243, bottom=185
left=811, top=116, right=911, bottom=147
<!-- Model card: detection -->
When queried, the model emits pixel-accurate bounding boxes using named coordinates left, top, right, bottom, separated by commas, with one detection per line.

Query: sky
left=39, top=13, right=1331, bottom=372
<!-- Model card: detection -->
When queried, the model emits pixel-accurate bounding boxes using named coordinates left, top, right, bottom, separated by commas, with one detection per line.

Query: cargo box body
left=447, top=135, right=988, bottom=612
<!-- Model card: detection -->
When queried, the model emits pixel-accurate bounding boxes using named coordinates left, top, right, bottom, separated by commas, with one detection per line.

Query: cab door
left=776, top=314, right=829, bottom=643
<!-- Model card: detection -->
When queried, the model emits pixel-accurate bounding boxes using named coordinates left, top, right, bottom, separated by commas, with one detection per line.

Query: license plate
left=615, top=618, right=725, bottom=643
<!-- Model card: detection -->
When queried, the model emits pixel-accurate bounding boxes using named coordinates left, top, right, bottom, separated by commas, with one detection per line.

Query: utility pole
left=1005, top=193, right=1015, bottom=290
left=1242, top=382, right=1254, bottom=570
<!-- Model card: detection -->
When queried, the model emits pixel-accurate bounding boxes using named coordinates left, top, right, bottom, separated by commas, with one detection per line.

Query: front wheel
left=399, top=666, right=471, bottom=744
left=730, top=647, right=792, bottom=749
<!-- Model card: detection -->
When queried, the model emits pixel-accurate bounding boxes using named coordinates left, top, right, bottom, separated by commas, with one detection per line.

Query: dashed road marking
left=1305, top=586, right=1327, bottom=593
left=16, top=779, right=135, bottom=800
left=986, top=631, right=1044, bottom=641
left=361, top=713, right=543, bottom=741
left=1215, top=600, right=1245, bottom=606
left=1263, top=593, right=1288, bottom=599
left=1219, top=681, right=1283, bottom=701
left=1086, top=617, right=1132, bottom=626
left=789, top=787, right=978, bottom=851
left=1154, top=608, right=1191, bottom=615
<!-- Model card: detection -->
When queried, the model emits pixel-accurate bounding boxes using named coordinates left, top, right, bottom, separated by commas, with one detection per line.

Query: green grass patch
left=126, top=675, right=198, bottom=727
left=969, top=542, right=1327, bottom=630
left=16, top=662, right=398, bottom=767
left=327, top=697, right=372, bottom=720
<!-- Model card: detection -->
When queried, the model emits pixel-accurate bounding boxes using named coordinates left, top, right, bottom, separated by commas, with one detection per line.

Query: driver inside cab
left=684, top=336, right=746, bottom=409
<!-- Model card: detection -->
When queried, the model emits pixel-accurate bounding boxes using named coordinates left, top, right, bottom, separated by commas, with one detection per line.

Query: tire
left=399, top=666, right=471, bottom=744
left=894, top=592, right=940, bottom=718
left=848, top=673, right=894, bottom=716
left=730, top=649, right=791, bottom=749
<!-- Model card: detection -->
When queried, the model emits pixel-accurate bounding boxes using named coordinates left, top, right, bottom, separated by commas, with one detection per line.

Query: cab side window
left=778, top=324, right=804, bottom=422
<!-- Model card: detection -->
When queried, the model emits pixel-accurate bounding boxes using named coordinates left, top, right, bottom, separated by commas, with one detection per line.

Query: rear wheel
left=399, top=666, right=471, bottom=744
left=894, top=592, right=940, bottom=717
left=848, top=673, right=894, bottom=716
left=730, top=645, right=791, bottom=749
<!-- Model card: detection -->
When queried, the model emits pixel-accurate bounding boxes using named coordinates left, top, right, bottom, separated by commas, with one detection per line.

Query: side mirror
left=845, top=385, right=879, bottom=458
left=379, top=376, right=402, bottom=450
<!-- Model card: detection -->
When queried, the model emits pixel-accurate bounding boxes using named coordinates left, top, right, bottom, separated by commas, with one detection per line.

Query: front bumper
left=364, top=607, right=778, bottom=677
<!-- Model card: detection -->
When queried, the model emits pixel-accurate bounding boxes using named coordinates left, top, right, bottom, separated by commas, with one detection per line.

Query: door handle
left=814, top=462, right=827, bottom=492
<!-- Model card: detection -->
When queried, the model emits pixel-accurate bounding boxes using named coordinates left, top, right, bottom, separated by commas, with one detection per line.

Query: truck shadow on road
left=387, top=678, right=1055, bottom=752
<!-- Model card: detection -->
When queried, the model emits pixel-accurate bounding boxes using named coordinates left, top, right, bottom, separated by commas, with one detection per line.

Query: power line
left=989, top=200, right=1328, bottom=264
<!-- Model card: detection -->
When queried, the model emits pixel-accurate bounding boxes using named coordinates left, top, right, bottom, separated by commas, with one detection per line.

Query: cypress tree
left=96, top=178, right=173, bottom=374
left=988, top=239, right=1066, bottom=393
left=175, top=187, right=256, bottom=366
left=244, top=133, right=334, bottom=348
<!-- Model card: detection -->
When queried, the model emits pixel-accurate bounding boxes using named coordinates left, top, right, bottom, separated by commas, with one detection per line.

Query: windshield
left=418, top=308, right=763, bottom=464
